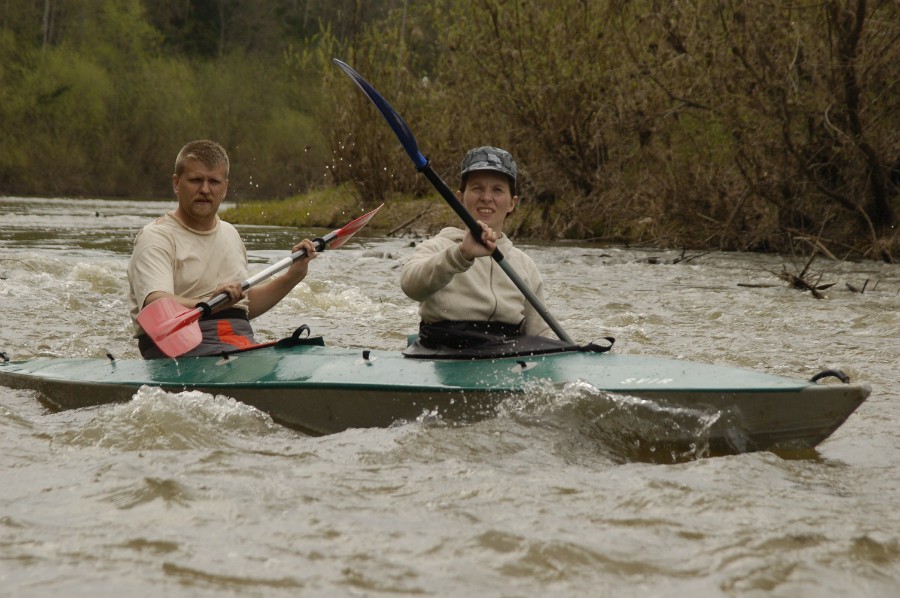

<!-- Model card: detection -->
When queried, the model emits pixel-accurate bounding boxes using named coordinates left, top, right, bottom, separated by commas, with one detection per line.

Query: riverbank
left=222, top=186, right=457, bottom=238
left=222, top=185, right=899, bottom=262
left=221, top=185, right=663, bottom=245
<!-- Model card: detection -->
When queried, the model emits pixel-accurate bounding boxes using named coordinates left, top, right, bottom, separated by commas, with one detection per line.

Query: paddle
left=137, top=204, right=383, bottom=358
left=332, top=59, right=574, bottom=344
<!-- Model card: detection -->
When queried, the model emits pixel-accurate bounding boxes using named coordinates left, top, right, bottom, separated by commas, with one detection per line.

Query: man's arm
left=143, top=285, right=244, bottom=312
left=246, top=239, right=318, bottom=319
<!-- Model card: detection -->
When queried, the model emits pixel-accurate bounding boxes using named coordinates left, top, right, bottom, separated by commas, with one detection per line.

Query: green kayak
left=0, top=340, right=869, bottom=453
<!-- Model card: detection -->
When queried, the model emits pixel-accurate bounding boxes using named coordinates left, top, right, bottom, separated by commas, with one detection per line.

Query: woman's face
left=458, top=171, right=518, bottom=234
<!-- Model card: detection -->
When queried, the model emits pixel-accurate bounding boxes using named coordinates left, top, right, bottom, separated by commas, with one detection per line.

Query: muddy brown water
left=1, top=197, right=898, bottom=596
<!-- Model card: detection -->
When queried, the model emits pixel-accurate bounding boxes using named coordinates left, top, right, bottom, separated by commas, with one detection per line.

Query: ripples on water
left=1, top=197, right=899, bottom=596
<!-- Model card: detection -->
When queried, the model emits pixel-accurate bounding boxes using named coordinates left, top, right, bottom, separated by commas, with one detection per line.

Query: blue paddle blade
left=332, top=58, right=428, bottom=170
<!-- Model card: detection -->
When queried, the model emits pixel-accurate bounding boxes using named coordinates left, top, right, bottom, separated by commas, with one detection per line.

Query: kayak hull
left=0, top=344, right=870, bottom=453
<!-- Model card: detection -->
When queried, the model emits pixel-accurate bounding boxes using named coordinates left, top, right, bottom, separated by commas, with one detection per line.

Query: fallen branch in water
left=672, top=247, right=711, bottom=264
left=765, top=229, right=846, bottom=298
left=846, top=279, right=871, bottom=294
left=776, top=265, right=835, bottom=299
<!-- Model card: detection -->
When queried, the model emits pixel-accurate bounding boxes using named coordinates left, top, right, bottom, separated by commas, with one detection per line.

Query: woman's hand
left=459, top=221, right=497, bottom=260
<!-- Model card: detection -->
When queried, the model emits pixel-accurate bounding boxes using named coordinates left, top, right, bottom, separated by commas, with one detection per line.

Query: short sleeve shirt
left=127, top=212, right=249, bottom=335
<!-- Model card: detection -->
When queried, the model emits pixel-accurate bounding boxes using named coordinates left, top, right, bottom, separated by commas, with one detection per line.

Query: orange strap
left=216, top=319, right=256, bottom=349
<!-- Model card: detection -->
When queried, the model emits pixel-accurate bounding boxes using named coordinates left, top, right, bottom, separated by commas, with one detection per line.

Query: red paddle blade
left=136, top=298, right=203, bottom=358
left=329, top=203, right=383, bottom=250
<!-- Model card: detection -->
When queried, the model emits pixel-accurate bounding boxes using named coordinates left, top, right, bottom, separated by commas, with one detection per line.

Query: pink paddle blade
left=329, top=204, right=383, bottom=250
left=136, top=298, right=203, bottom=358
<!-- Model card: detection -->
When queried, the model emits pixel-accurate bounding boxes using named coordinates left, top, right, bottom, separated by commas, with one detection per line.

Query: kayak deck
left=0, top=344, right=870, bottom=453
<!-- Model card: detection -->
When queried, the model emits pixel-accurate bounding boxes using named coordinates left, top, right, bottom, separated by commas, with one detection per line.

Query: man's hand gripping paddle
left=137, top=204, right=383, bottom=358
left=332, top=59, right=573, bottom=344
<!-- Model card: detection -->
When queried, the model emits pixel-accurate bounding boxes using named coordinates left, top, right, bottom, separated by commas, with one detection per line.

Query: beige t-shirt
left=127, top=212, right=249, bottom=335
left=400, top=227, right=552, bottom=337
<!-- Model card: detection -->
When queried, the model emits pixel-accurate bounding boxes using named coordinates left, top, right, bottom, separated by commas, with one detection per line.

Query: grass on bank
left=221, top=185, right=458, bottom=237
left=220, top=184, right=900, bottom=261
left=221, top=186, right=692, bottom=250
left=220, top=183, right=671, bottom=245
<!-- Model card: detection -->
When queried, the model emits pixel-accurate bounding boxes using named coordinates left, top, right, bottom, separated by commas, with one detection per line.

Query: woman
left=401, top=146, right=551, bottom=348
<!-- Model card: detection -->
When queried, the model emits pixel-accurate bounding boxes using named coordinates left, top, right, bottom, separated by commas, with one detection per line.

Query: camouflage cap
left=460, top=146, right=517, bottom=182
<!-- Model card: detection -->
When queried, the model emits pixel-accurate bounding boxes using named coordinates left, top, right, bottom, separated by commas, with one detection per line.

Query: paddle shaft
left=419, top=164, right=573, bottom=344
left=198, top=234, right=332, bottom=315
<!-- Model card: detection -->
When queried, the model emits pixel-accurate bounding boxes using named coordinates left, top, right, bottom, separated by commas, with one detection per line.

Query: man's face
left=459, top=171, right=518, bottom=234
left=173, top=158, right=229, bottom=230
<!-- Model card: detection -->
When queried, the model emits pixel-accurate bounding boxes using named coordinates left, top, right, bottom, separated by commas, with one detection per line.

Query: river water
left=1, top=196, right=898, bottom=596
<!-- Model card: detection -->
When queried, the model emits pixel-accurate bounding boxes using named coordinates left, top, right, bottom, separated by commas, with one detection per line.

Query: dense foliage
left=1, top=0, right=897, bottom=259
left=0, top=0, right=401, bottom=198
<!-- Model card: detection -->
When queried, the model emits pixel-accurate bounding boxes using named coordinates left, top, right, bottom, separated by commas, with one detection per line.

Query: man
left=400, top=146, right=551, bottom=348
left=127, top=139, right=317, bottom=359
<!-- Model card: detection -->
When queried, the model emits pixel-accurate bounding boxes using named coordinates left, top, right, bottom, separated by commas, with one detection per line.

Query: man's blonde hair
left=174, top=140, right=230, bottom=176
